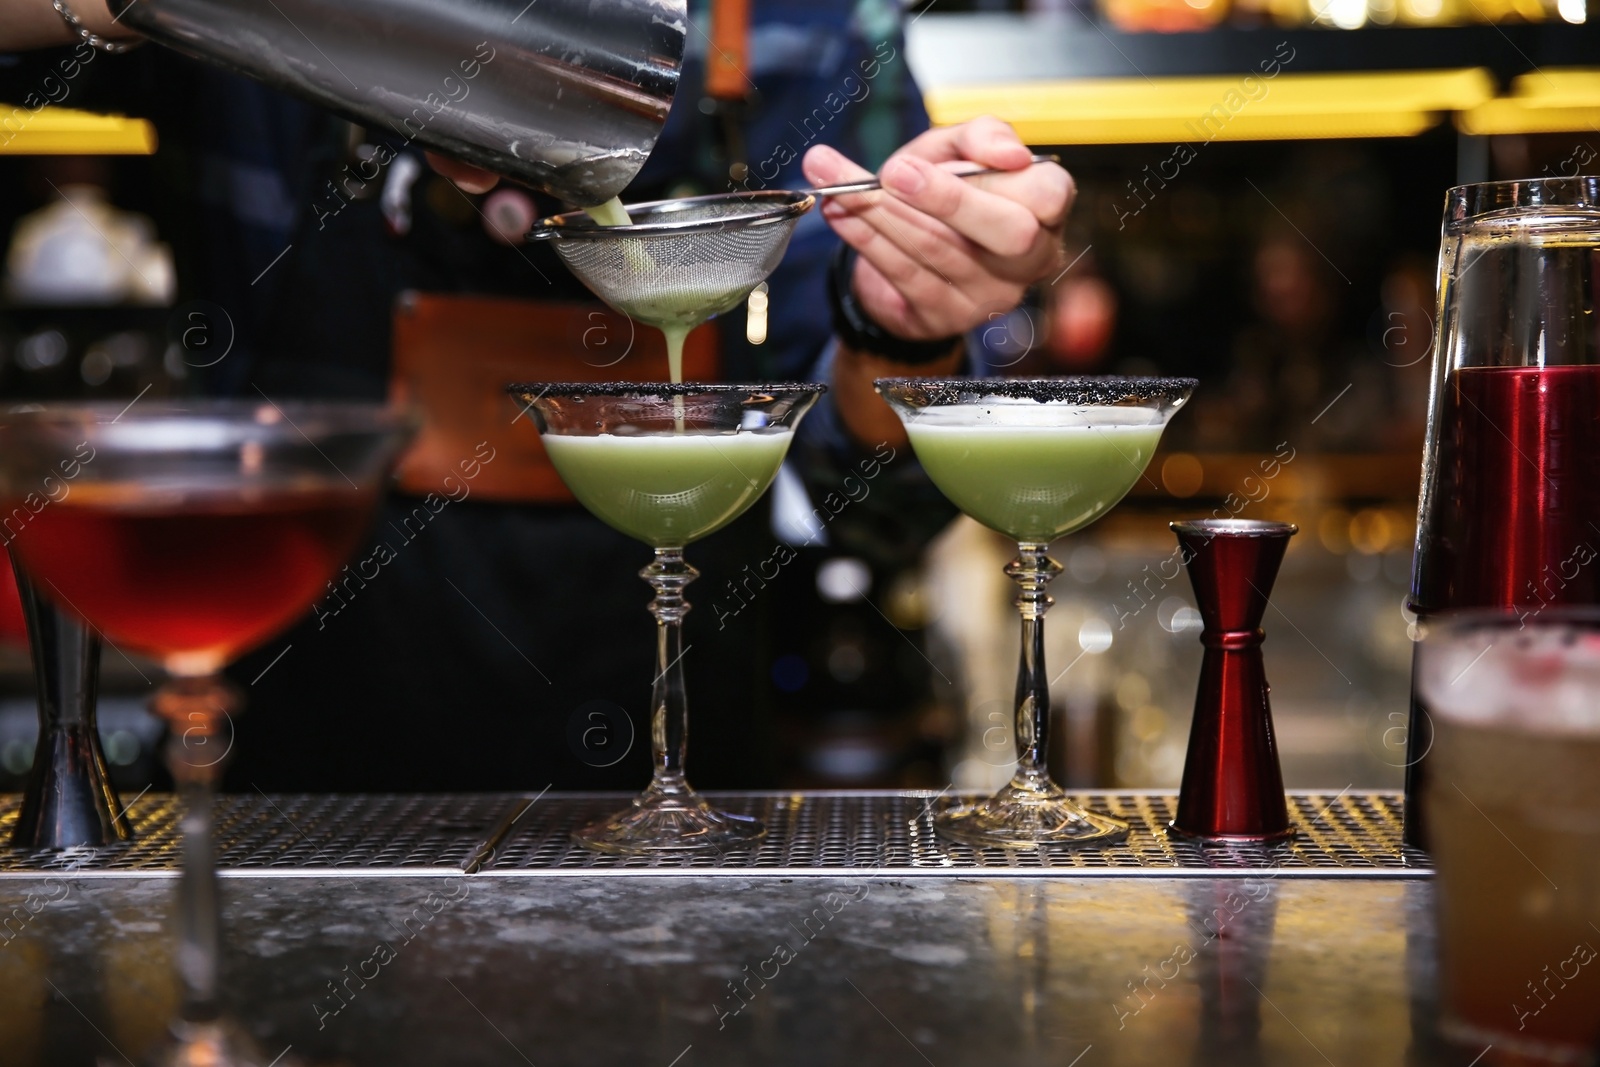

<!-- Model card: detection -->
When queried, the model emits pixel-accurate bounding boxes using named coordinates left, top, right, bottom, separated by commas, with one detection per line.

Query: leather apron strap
left=389, top=292, right=720, bottom=502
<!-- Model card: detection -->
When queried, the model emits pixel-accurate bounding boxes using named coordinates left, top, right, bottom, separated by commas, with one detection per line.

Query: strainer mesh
left=550, top=200, right=802, bottom=327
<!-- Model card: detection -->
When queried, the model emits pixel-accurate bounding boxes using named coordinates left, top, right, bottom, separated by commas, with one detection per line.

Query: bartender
left=0, top=0, right=1072, bottom=791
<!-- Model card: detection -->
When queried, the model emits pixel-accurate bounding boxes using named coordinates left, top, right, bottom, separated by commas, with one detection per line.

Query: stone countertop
left=0, top=871, right=1472, bottom=1067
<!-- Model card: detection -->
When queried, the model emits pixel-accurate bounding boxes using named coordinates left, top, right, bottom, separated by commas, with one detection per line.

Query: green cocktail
left=878, top=377, right=1195, bottom=850
left=906, top=420, right=1164, bottom=543
left=512, top=382, right=824, bottom=854
left=542, top=430, right=792, bottom=547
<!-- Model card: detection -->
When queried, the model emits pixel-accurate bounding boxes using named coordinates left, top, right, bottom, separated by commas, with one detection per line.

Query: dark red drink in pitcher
left=1413, top=365, right=1600, bottom=614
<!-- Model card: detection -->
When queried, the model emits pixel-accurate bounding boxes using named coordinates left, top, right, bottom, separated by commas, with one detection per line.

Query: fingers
left=877, top=117, right=1071, bottom=253
left=811, top=142, right=1042, bottom=278
left=951, top=116, right=1036, bottom=170
left=826, top=187, right=1037, bottom=288
left=809, top=142, right=974, bottom=283
left=822, top=205, right=980, bottom=340
left=807, top=128, right=1073, bottom=339
left=896, top=115, right=1033, bottom=170
left=971, top=159, right=1076, bottom=230
left=425, top=151, right=499, bottom=195
left=803, top=143, right=874, bottom=189
left=832, top=213, right=949, bottom=324
left=880, top=155, right=1042, bottom=257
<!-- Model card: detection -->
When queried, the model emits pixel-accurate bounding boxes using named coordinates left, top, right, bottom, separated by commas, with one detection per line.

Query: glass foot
left=574, top=787, right=764, bottom=855
left=148, top=1018, right=285, bottom=1067
left=935, top=782, right=1128, bottom=849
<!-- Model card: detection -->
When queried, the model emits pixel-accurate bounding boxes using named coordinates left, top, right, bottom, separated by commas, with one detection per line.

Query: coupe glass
left=0, top=400, right=413, bottom=1066
left=511, top=381, right=823, bottom=853
left=876, top=376, right=1195, bottom=849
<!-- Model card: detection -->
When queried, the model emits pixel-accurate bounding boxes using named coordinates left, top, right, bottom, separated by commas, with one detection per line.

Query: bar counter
left=0, top=791, right=1464, bottom=1066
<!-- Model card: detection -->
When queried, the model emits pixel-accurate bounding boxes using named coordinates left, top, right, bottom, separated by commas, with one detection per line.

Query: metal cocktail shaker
left=107, top=0, right=688, bottom=207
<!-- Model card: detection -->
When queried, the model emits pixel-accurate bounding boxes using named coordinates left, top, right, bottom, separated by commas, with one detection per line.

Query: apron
left=390, top=293, right=720, bottom=501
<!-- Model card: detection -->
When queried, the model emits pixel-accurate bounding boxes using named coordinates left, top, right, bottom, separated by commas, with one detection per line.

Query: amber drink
left=1418, top=613, right=1600, bottom=1063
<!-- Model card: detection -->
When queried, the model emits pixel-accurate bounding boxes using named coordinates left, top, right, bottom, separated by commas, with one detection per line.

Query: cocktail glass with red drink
left=0, top=401, right=413, bottom=1067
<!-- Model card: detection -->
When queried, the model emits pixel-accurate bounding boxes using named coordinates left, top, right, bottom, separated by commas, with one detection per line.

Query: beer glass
left=1416, top=611, right=1600, bottom=1062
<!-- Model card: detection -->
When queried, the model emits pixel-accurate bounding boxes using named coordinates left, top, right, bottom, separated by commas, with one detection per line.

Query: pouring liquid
left=581, top=196, right=684, bottom=403
left=663, top=324, right=687, bottom=428
left=583, top=197, right=633, bottom=228
left=577, top=197, right=735, bottom=430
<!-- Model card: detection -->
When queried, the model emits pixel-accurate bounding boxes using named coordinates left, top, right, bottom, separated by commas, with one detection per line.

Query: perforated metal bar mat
left=0, top=791, right=1428, bottom=877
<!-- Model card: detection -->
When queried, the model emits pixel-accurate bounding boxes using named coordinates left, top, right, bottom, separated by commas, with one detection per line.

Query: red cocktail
left=15, top=485, right=376, bottom=671
left=0, top=401, right=412, bottom=1067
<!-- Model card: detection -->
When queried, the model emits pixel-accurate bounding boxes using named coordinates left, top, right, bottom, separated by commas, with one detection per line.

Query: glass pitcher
left=1405, top=178, right=1600, bottom=844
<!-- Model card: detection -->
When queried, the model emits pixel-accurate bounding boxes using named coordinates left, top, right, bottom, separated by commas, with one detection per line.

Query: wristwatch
left=827, top=244, right=962, bottom=365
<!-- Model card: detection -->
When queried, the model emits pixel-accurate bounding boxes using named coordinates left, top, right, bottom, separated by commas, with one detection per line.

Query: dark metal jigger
left=1169, top=519, right=1297, bottom=842
left=9, top=558, right=130, bottom=849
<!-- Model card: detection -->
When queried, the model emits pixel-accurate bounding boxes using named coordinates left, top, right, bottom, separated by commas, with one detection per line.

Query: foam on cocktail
left=906, top=409, right=1164, bottom=543
left=1419, top=625, right=1600, bottom=735
left=542, top=429, right=792, bottom=547
left=1418, top=622, right=1600, bottom=1055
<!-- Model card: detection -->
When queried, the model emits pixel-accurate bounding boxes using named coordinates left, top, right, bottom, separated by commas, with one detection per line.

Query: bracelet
left=827, top=244, right=963, bottom=366
left=51, top=0, right=137, bottom=54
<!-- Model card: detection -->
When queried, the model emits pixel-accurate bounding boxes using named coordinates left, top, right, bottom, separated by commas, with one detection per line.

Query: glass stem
left=1006, top=542, right=1062, bottom=794
left=152, top=673, right=240, bottom=1025
left=641, top=547, right=698, bottom=798
left=176, top=775, right=222, bottom=1021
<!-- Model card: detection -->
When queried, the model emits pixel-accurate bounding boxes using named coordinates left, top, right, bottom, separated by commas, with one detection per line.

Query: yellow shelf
left=926, top=68, right=1495, bottom=144
left=1506, top=67, right=1600, bottom=107
left=1457, top=67, right=1600, bottom=135
left=0, top=108, right=156, bottom=155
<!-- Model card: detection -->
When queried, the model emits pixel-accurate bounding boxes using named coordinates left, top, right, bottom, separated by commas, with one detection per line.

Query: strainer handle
left=807, top=153, right=1061, bottom=199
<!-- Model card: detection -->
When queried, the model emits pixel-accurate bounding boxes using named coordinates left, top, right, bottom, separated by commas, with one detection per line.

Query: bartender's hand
left=805, top=116, right=1070, bottom=340
left=426, top=153, right=499, bottom=194
left=1, top=0, right=137, bottom=48
left=802, top=116, right=1073, bottom=446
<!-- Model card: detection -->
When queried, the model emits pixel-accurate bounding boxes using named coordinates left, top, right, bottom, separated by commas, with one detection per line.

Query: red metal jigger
left=1169, top=519, right=1298, bottom=842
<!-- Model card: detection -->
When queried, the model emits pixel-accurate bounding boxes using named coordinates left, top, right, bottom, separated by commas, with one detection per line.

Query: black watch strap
left=827, top=244, right=963, bottom=365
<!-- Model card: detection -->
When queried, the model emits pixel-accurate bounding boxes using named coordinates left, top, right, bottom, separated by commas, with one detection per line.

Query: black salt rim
left=875, top=376, right=1196, bottom=406
left=508, top=382, right=826, bottom=400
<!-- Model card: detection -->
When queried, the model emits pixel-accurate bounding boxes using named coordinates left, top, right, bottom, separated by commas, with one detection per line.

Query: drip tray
left=0, top=791, right=1427, bottom=877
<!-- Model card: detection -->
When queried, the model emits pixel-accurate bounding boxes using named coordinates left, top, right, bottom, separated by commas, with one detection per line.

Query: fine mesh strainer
left=527, top=190, right=814, bottom=327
